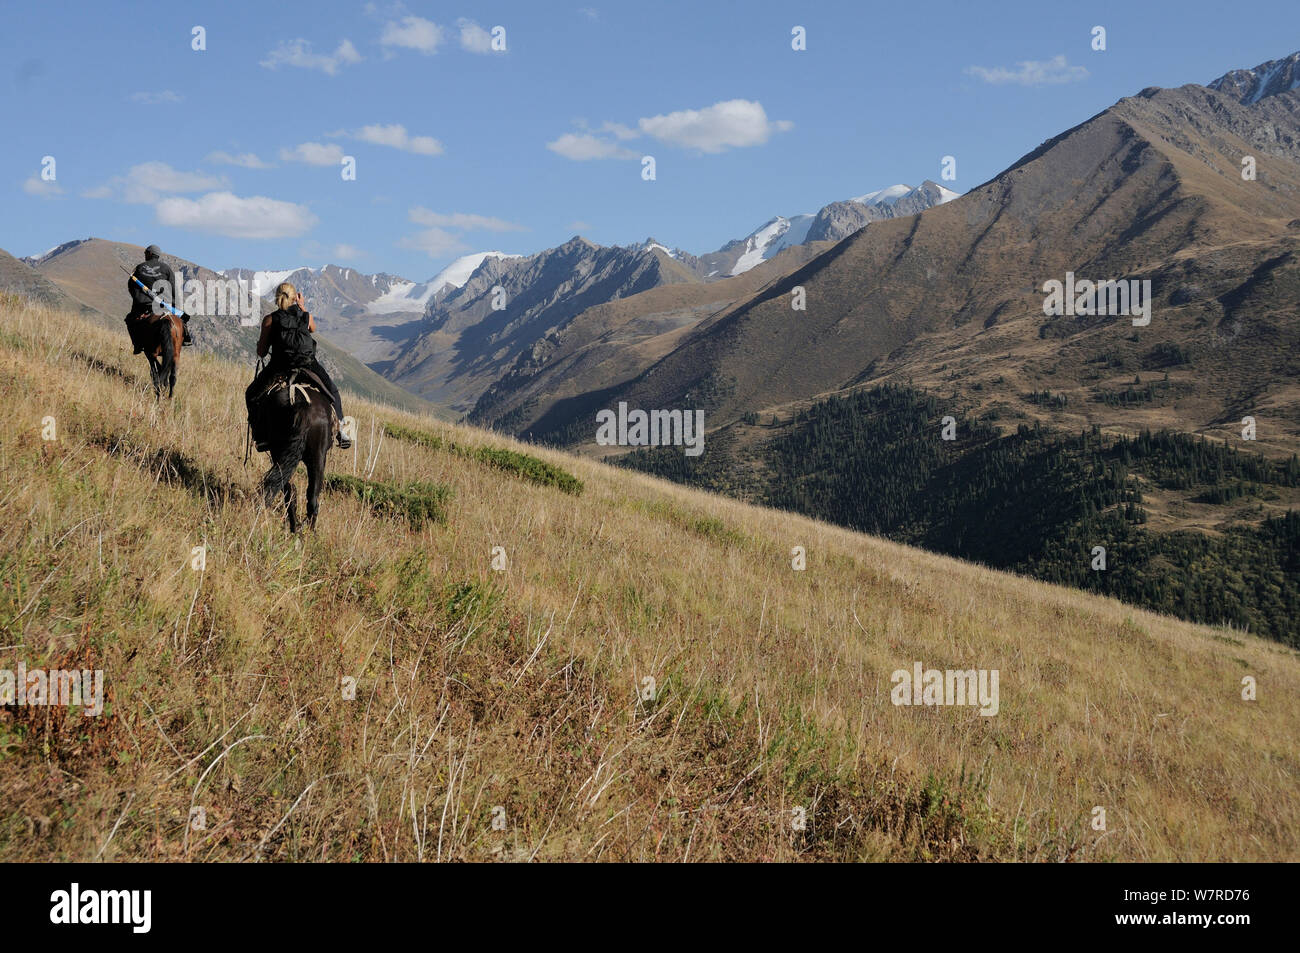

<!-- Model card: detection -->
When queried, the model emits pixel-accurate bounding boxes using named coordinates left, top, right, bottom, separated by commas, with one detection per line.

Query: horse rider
left=125, top=244, right=192, bottom=353
left=245, top=281, right=351, bottom=450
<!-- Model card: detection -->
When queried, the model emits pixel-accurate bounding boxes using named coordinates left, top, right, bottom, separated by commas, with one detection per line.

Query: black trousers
left=246, top=360, right=343, bottom=423
left=124, top=315, right=148, bottom=350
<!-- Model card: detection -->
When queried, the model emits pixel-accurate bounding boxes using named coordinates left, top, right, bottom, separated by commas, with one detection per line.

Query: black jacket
left=128, top=259, right=177, bottom=313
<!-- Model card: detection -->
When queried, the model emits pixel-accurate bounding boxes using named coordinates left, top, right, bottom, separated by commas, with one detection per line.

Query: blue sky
left=3, top=0, right=1297, bottom=280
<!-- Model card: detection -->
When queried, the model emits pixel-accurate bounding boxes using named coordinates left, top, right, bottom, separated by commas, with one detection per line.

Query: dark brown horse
left=140, top=313, right=184, bottom=399
left=257, top=372, right=334, bottom=532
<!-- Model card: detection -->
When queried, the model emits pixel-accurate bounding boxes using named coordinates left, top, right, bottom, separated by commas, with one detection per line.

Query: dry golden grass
left=1, top=297, right=1297, bottom=862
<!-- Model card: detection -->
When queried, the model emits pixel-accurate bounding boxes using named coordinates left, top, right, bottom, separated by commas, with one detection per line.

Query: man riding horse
left=245, top=282, right=352, bottom=451
left=125, top=244, right=192, bottom=353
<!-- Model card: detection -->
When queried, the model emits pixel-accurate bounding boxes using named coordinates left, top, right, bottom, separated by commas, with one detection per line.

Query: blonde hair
left=275, top=282, right=298, bottom=311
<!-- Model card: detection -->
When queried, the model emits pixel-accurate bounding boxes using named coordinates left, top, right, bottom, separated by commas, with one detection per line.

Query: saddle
left=125, top=311, right=169, bottom=353
left=251, top=367, right=339, bottom=450
left=264, top=367, right=329, bottom=407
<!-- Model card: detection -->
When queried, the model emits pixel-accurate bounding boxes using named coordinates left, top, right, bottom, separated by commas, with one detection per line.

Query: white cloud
left=23, top=176, right=63, bottom=198
left=399, top=205, right=525, bottom=258
left=332, top=243, right=365, bottom=259
left=84, top=162, right=225, bottom=204
left=577, top=7, right=599, bottom=20
left=155, top=191, right=318, bottom=239
left=380, top=16, right=443, bottom=55
left=409, top=208, right=525, bottom=231
left=551, top=100, right=792, bottom=160
left=546, top=132, right=639, bottom=161
left=601, top=121, right=639, bottom=140
left=637, top=99, right=792, bottom=153
left=458, top=19, right=493, bottom=53
left=280, top=142, right=346, bottom=166
left=261, top=38, right=361, bottom=75
left=354, top=124, right=444, bottom=156
left=131, top=90, right=183, bottom=104
left=207, top=151, right=273, bottom=169
left=123, top=163, right=224, bottom=203
left=966, top=54, right=1088, bottom=86
left=397, top=228, right=469, bottom=258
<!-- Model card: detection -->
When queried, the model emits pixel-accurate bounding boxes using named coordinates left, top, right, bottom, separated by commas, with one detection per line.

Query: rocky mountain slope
left=1, top=247, right=95, bottom=315
left=528, top=56, right=1300, bottom=455
left=466, top=240, right=830, bottom=434
left=1208, top=49, right=1300, bottom=104
left=222, top=251, right=520, bottom=365
left=385, top=237, right=702, bottom=413
left=384, top=176, right=954, bottom=414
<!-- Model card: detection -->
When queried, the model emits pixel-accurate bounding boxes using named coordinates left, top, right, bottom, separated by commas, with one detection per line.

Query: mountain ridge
left=0, top=238, right=437, bottom=415
left=516, top=63, right=1300, bottom=449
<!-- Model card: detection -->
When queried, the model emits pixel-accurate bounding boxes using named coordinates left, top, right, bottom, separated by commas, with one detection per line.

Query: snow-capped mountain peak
left=1208, top=50, right=1300, bottom=105
left=632, top=237, right=682, bottom=259
left=730, top=215, right=815, bottom=275
left=709, top=179, right=961, bottom=278
left=430, top=251, right=519, bottom=293
left=368, top=252, right=521, bottom=315
left=852, top=183, right=913, bottom=206
left=231, top=267, right=310, bottom=298
left=852, top=182, right=961, bottom=210
left=21, top=238, right=92, bottom=266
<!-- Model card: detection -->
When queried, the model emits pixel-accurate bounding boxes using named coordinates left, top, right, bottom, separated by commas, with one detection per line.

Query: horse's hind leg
left=147, top=356, right=162, bottom=399
left=304, top=441, right=326, bottom=529
left=163, top=323, right=177, bottom=398
left=285, top=480, right=299, bottom=533
left=263, top=456, right=298, bottom=531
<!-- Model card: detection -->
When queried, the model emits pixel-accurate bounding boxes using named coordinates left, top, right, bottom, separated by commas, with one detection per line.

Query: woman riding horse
left=245, top=282, right=349, bottom=530
left=245, top=282, right=351, bottom=451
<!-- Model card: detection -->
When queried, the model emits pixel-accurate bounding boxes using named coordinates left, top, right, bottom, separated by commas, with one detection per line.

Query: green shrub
left=383, top=422, right=445, bottom=451
left=383, top=423, right=583, bottom=495
left=466, top=445, right=583, bottom=495
left=325, top=474, right=451, bottom=528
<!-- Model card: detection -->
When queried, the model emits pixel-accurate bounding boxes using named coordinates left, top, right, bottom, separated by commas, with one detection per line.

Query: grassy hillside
left=0, top=249, right=98, bottom=318
left=1, top=299, right=1297, bottom=862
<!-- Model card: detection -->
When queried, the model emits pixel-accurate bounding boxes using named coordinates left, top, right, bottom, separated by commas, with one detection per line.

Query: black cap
left=144, top=244, right=162, bottom=260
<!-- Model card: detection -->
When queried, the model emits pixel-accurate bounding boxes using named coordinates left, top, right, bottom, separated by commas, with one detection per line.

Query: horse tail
left=261, top=399, right=311, bottom=503
left=159, top=318, right=175, bottom=377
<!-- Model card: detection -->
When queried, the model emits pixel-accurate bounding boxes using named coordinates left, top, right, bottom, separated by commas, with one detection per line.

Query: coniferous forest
left=617, top=385, right=1300, bottom=645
